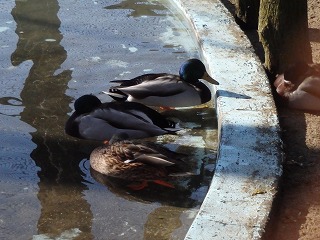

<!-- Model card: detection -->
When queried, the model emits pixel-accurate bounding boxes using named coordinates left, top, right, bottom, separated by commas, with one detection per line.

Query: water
left=0, top=0, right=218, bottom=239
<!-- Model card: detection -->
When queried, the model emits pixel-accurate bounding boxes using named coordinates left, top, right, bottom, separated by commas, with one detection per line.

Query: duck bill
left=202, top=71, right=219, bottom=85
left=274, top=74, right=284, bottom=88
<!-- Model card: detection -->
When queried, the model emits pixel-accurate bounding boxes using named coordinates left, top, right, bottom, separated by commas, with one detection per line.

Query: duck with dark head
left=65, top=95, right=180, bottom=142
left=105, top=58, right=219, bottom=108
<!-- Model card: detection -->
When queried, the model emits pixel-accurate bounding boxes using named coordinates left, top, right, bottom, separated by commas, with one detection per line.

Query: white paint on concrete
left=170, top=0, right=283, bottom=239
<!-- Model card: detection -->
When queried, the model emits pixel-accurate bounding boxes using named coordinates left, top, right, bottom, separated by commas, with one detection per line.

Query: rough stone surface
left=171, top=0, right=283, bottom=239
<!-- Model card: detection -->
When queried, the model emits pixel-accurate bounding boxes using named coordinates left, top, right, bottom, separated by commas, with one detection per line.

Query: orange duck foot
left=153, top=180, right=175, bottom=188
left=127, top=180, right=175, bottom=190
left=127, top=180, right=149, bottom=190
left=159, top=106, right=174, bottom=111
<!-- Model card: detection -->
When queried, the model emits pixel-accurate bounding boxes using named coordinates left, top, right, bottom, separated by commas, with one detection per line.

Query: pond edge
left=171, top=0, right=283, bottom=239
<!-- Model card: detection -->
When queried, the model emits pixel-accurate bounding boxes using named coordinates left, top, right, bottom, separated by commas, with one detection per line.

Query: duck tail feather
left=168, top=172, right=195, bottom=177
left=163, top=127, right=182, bottom=133
left=110, top=79, right=138, bottom=86
left=103, top=89, right=128, bottom=101
left=110, top=79, right=130, bottom=84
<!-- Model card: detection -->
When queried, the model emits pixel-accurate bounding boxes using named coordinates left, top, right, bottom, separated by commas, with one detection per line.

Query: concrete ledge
left=171, top=0, right=283, bottom=239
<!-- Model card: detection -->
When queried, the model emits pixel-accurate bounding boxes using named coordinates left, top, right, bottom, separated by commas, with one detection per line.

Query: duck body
left=106, top=59, right=219, bottom=107
left=65, top=95, right=179, bottom=141
left=89, top=134, right=189, bottom=187
left=274, top=62, right=320, bottom=111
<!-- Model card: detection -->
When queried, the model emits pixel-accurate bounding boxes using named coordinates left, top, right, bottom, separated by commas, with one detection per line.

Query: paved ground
left=263, top=0, right=320, bottom=239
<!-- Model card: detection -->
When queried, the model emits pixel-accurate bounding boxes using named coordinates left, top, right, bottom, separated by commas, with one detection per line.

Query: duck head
left=74, top=94, right=102, bottom=114
left=179, top=59, right=219, bottom=85
left=275, top=61, right=319, bottom=95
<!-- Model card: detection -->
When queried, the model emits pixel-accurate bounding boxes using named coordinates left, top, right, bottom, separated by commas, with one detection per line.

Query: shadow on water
left=11, top=0, right=95, bottom=238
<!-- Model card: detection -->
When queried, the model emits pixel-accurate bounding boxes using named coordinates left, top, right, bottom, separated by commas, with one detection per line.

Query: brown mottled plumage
left=89, top=134, right=191, bottom=189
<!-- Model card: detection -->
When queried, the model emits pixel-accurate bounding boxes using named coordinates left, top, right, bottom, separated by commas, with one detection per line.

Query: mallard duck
left=274, top=62, right=320, bottom=111
left=65, top=95, right=179, bottom=141
left=89, top=133, right=191, bottom=190
left=105, top=58, right=219, bottom=107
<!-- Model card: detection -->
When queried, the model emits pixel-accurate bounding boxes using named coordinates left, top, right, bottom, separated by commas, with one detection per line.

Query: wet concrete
left=0, top=0, right=218, bottom=239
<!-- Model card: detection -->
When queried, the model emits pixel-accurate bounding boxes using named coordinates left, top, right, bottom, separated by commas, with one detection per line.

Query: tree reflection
left=105, top=0, right=166, bottom=17
left=11, top=0, right=94, bottom=238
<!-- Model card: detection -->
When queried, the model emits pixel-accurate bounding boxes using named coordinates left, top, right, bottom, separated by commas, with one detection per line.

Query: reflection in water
left=144, top=206, right=183, bottom=240
left=105, top=0, right=166, bottom=17
left=90, top=167, right=199, bottom=207
left=11, top=0, right=94, bottom=238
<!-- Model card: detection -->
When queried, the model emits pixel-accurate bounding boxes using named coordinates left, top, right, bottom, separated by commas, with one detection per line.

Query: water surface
left=0, top=0, right=218, bottom=239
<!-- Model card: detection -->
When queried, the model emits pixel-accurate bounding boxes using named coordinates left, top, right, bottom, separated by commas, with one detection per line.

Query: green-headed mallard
left=105, top=58, right=219, bottom=107
left=89, top=133, right=191, bottom=190
left=65, top=95, right=179, bottom=141
left=274, top=61, right=320, bottom=111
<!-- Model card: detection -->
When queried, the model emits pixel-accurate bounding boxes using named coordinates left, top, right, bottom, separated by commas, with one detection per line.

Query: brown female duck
left=89, top=133, right=191, bottom=190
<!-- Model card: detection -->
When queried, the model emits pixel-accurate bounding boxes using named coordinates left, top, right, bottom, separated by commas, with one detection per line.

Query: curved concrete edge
left=170, top=0, right=283, bottom=239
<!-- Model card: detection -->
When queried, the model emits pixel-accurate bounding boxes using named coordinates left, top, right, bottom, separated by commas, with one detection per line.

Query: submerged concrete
left=171, top=0, right=283, bottom=239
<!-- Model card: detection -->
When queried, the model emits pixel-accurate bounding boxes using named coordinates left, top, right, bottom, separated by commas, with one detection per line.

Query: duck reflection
left=90, top=152, right=213, bottom=239
left=143, top=206, right=184, bottom=240
left=90, top=167, right=199, bottom=207
left=11, top=0, right=94, bottom=238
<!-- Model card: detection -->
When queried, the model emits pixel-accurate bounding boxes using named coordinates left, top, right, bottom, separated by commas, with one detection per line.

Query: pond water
left=0, top=0, right=218, bottom=239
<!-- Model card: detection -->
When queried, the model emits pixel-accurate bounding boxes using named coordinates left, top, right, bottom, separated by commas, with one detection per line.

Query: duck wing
left=104, top=102, right=177, bottom=129
left=92, top=107, right=172, bottom=131
left=107, top=74, right=169, bottom=101
left=110, top=74, right=186, bottom=99
left=121, top=142, right=178, bottom=167
left=111, top=73, right=167, bottom=86
left=130, top=154, right=176, bottom=167
left=77, top=115, right=117, bottom=140
left=77, top=102, right=179, bottom=140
